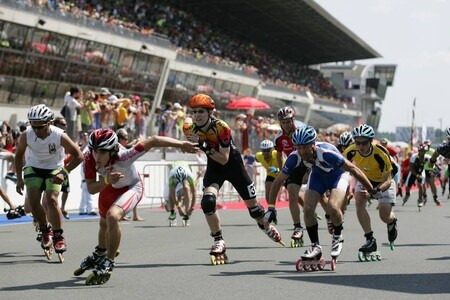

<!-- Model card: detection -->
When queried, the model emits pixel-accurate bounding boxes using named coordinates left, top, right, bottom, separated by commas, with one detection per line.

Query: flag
left=410, top=98, right=416, bottom=150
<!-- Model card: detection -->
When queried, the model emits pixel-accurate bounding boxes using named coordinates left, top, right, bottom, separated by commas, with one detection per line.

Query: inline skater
left=183, top=94, right=284, bottom=265
left=77, top=128, right=198, bottom=285
left=344, top=124, right=399, bottom=260
left=422, top=140, right=441, bottom=206
left=267, top=126, right=375, bottom=270
left=254, top=139, right=284, bottom=205
left=167, top=162, right=196, bottom=227
left=403, top=144, right=430, bottom=208
left=14, top=104, right=83, bottom=260
left=273, top=106, right=307, bottom=247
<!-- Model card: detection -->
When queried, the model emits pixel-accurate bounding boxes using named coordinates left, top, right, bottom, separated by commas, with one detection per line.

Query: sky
left=314, top=0, right=450, bottom=133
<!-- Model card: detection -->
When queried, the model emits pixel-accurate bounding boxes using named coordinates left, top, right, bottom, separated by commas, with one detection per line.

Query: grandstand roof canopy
left=173, top=0, right=381, bottom=65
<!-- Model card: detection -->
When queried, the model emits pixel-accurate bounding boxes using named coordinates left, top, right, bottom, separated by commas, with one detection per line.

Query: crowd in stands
left=22, top=0, right=345, bottom=104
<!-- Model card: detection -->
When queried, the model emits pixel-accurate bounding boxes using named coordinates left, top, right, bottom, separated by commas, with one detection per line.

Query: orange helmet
left=188, top=94, right=215, bottom=109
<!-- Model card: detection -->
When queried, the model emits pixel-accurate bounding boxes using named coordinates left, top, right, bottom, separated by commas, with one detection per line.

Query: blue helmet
left=292, top=126, right=317, bottom=145
left=352, top=124, right=375, bottom=139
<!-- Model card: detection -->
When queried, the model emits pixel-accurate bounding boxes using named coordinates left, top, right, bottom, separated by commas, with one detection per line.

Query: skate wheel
left=330, top=258, right=336, bottom=271
left=303, top=263, right=311, bottom=271
left=115, top=250, right=121, bottom=258
left=86, top=273, right=98, bottom=285
left=74, top=267, right=85, bottom=276
left=310, top=263, right=317, bottom=271
left=58, top=253, right=64, bottom=263
left=357, top=252, right=365, bottom=262
left=389, top=242, right=395, bottom=251
left=376, top=253, right=382, bottom=261
left=295, top=259, right=303, bottom=271
left=210, top=255, right=218, bottom=265
left=278, top=240, right=285, bottom=247
left=318, top=258, right=326, bottom=270
left=44, top=248, right=53, bottom=260
left=223, top=253, right=228, bottom=264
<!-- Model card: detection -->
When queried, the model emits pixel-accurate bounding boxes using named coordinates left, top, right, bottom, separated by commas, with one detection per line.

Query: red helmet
left=277, top=106, right=295, bottom=120
left=88, top=129, right=118, bottom=151
left=188, top=94, right=215, bottom=109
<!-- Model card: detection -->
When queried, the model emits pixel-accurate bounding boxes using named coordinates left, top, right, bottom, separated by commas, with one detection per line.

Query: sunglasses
left=355, top=140, right=370, bottom=146
left=31, top=125, right=47, bottom=130
left=192, top=109, right=207, bottom=114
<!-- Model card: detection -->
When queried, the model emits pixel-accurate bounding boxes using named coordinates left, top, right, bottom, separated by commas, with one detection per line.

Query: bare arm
left=60, top=133, right=84, bottom=172
left=341, top=159, right=374, bottom=191
left=140, top=135, right=199, bottom=153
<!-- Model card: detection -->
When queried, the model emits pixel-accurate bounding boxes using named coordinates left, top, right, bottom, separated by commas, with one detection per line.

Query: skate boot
left=52, top=230, right=66, bottom=262
left=358, top=237, right=381, bottom=262
left=296, top=243, right=326, bottom=271
left=290, top=227, right=304, bottom=248
left=262, top=224, right=285, bottom=246
left=417, top=198, right=423, bottom=211
left=402, top=193, right=410, bottom=206
left=168, top=212, right=177, bottom=227
left=182, top=215, right=190, bottom=227
left=74, top=247, right=121, bottom=276
left=325, top=215, right=334, bottom=235
left=387, top=218, right=398, bottom=250
left=423, top=194, right=427, bottom=206
left=433, top=194, right=442, bottom=206
left=86, top=256, right=115, bottom=285
left=39, top=224, right=54, bottom=260
left=209, top=239, right=228, bottom=265
left=330, top=234, right=344, bottom=270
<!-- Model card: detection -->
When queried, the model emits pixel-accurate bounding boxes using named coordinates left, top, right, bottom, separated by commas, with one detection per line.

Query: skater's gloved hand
left=369, top=187, right=382, bottom=199
left=268, top=166, right=279, bottom=173
left=263, top=207, right=278, bottom=227
left=188, top=134, right=214, bottom=155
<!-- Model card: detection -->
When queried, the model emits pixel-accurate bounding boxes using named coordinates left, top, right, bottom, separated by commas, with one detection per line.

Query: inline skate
left=52, top=230, right=66, bottom=263
left=330, top=234, right=344, bottom=270
left=290, top=227, right=304, bottom=248
left=387, top=218, right=397, bottom=250
left=4, top=205, right=26, bottom=219
left=402, top=193, right=410, bottom=206
left=296, top=244, right=326, bottom=271
left=85, top=256, right=115, bottom=285
left=40, top=224, right=54, bottom=260
left=182, top=215, right=190, bottom=227
left=434, top=195, right=442, bottom=206
left=168, top=212, right=177, bottom=226
left=263, top=224, right=285, bottom=246
left=358, top=237, right=381, bottom=262
left=417, top=198, right=423, bottom=212
left=209, top=239, right=228, bottom=265
left=74, top=248, right=121, bottom=276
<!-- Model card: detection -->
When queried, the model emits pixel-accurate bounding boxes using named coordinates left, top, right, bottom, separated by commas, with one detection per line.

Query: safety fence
left=0, top=158, right=287, bottom=212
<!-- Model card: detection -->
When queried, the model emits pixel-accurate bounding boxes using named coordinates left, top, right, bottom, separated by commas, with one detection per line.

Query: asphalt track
left=1, top=190, right=450, bottom=300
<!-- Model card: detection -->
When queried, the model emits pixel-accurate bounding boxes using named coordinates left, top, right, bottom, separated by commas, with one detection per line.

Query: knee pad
left=248, top=203, right=265, bottom=219
left=201, top=193, right=216, bottom=215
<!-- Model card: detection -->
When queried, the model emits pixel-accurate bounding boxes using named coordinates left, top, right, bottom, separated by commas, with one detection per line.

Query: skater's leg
left=287, top=183, right=302, bottom=226
left=378, top=202, right=395, bottom=224
left=355, top=190, right=372, bottom=234
left=105, top=205, right=124, bottom=260
left=27, top=188, right=47, bottom=226
left=201, top=187, right=221, bottom=234
left=45, top=190, right=62, bottom=231
left=327, top=188, right=346, bottom=227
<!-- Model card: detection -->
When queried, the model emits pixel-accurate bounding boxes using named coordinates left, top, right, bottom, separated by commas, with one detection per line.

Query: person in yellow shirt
left=343, top=124, right=398, bottom=258
left=255, top=140, right=284, bottom=203
left=116, top=99, right=130, bottom=129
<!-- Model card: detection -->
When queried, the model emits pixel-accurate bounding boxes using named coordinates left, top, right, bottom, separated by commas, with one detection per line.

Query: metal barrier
left=139, top=162, right=269, bottom=207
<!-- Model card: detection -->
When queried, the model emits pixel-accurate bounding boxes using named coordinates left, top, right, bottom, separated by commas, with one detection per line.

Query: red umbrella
left=226, top=97, right=270, bottom=110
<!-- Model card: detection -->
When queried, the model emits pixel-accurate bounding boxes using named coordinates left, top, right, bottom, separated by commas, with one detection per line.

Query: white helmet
left=27, top=104, right=54, bottom=122
left=260, top=140, right=274, bottom=150
left=174, top=166, right=187, bottom=182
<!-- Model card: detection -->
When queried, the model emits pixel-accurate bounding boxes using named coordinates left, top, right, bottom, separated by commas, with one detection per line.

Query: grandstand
left=0, top=0, right=396, bottom=131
